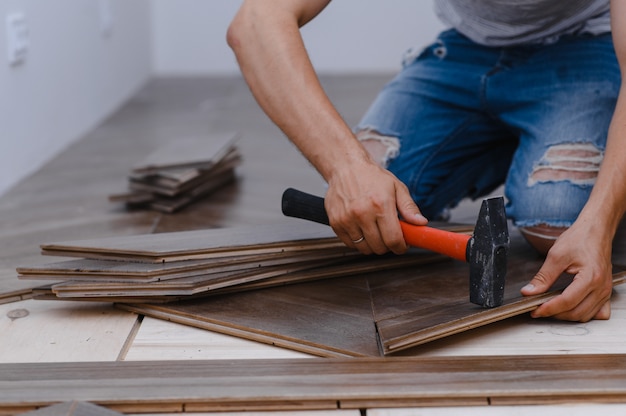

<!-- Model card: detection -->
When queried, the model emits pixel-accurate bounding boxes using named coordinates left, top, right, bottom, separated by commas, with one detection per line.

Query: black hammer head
left=466, top=197, right=509, bottom=308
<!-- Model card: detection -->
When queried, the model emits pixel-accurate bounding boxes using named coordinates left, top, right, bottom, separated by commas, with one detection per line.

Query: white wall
left=0, top=0, right=152, bottom=196
left=151, top=0, right=445, bottom=75
left=0, top=1, right=445, bottom=197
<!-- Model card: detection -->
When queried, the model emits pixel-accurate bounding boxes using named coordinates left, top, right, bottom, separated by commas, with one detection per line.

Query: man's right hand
left=325, top=157, right=427, bottom=255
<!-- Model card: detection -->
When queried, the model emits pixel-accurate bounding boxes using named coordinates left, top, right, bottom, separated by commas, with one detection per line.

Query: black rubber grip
left=281, top=188, right=330, bottom=226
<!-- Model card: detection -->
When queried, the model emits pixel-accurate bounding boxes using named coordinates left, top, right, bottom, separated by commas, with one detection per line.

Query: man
left=227, top=0, right=626, bottom=322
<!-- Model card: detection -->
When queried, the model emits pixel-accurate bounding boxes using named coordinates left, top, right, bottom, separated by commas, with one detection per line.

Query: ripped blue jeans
left=355, top=29, right=620, bottom=228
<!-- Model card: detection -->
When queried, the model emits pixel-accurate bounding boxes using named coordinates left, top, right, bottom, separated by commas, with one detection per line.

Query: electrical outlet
left=6, top=12, right=28, bottom=66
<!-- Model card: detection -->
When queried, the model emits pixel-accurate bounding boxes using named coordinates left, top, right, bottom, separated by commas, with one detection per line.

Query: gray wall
left=151, top=0, right=443, bottom=75
left=0, top=0, right=152, bottom=196
left=1, top=1, right=443, bottom=196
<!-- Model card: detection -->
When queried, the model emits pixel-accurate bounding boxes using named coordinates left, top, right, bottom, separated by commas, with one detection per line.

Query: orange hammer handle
left=400, top=221, right=471, bottom=262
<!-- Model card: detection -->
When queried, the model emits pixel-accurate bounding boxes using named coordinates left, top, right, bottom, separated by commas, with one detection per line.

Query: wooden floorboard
left=0, top=299, right=138, bottom=363
left=1, top=355, right=626, bottom=413
left=123, top=316, right=312, bottom=360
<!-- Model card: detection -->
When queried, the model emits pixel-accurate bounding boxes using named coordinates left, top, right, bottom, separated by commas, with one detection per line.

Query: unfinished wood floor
left=2, top=75, right=626, bottom=415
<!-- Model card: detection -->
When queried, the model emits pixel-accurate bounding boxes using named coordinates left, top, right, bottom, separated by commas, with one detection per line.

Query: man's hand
left=521, top=219, right=614, bottom=322
left=324, top=157, right=427, bottom=255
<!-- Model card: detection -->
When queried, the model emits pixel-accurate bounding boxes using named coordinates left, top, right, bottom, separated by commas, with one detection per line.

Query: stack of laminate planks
left=109, top=132, right=241, bottom=213
left=16, top=223, right=626, bottom=356
left=16, top=221, right=453, bottom=304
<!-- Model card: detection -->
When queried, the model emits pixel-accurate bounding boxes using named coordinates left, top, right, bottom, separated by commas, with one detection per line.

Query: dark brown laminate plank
left=17, top=248, right=358, bottom=282
left=39, top=221, right=343, bottom=262
left=1, top=355, right=625, bottom=413
left=372, top=232, right=626, bottom=353
left=131, top=132, right=239, bottom=174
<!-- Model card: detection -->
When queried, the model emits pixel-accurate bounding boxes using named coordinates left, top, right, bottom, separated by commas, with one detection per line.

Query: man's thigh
left=355, top=30, right=516, bottom=219
left=498, top=33, right=620, bottom=228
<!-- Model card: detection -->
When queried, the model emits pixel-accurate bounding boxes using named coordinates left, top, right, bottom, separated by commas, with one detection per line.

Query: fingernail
left=522, top=283, right=534, bottom=292
left=415, top=214, right=427, bottom=222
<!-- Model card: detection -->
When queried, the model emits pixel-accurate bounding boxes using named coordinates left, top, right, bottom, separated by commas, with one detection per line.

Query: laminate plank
left=405, top=284, right=626, bottom=357
left=1, top=355, right=625, bottom=413
left=18, top=248, right=359, bottom=282
left=121, top=276, right=380, bottom=357
left=147, top=169, right=238, bottom=213
left=372, top=233, right=626, bottom=353
left=129, top=149, right=241, bottom=196
left=131, top=132, right=239, bottom=174
left=50, top=258, right=343, bottom=297
left=40, top=221, right=343, bottom=262
left=0, top=299, right=138, bottom=363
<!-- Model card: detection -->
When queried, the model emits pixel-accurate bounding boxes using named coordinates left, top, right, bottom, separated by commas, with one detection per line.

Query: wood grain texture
left=131, top=132, right=239, bottom=174
left=1, top=355, right=626, bottom=413
left=119, top=232, right=626, bottom=356
left=123, top=316, right=313, bottom=360
left=39, top=221, right=343, bottom=262
left=50, top=258, right=344, bottom=297
left=0, top=299, right=138, bottom=363
left=18, top=401, right=124, bottom=416
left=129, top=149, right=241, bottom=197
left=18, top=248, right=360, bottom=282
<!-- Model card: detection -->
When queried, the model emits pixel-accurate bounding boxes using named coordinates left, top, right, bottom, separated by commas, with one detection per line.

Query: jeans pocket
left=402, top=39, right=447, bottom=68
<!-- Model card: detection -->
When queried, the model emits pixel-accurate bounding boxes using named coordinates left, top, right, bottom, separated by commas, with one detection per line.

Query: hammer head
left=467, top=197, right=509, bottom=308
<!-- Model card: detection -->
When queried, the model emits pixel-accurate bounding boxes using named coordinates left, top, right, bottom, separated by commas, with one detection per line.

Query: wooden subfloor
left=2, top=75, right=626, bottom=415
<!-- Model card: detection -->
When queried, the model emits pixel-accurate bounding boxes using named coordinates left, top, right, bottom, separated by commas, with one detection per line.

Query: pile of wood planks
left=17, top=222, right=450, bottom=304
left=108, top=132, right=241, bottom=213
left=16, top=222, right=626, bottom=355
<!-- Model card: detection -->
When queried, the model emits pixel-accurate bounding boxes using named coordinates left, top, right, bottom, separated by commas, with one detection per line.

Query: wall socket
left=6, top=12, right=28, bottom=66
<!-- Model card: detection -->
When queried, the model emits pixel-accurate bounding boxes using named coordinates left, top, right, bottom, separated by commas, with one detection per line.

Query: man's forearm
left=578, top=89, right=626, bottom=237
left=227, top=1, right=371, bottom=183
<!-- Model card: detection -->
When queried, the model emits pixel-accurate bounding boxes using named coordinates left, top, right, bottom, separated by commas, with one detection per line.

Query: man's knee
left=528, top=142, right=602, bottom=186
left=515, top=141, right=604, bottom=255
left=519, top=224, right=568, bottom=256
left=355, top=128, right=400, bottom=168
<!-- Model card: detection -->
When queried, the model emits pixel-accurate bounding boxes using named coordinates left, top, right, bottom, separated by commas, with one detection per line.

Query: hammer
left=281, top=188, right=509, bottom=308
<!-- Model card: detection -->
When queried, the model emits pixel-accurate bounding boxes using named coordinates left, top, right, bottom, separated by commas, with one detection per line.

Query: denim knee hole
left=528, top=142, right=603, bottom=186
left=356, top=129, right=400, bottom=168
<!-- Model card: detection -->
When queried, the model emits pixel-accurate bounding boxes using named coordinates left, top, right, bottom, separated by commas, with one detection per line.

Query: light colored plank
left=123, top=317, right=312, bottom=360
left=368, top=404, right=626, bottom=415
left=0, top=299, right=138, bottom=363
left=405, top=284, right=626, bottom=357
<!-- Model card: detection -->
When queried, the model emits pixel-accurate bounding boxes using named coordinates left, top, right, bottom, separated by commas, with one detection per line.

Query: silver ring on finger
left=351, top=235, right=365, bottom=244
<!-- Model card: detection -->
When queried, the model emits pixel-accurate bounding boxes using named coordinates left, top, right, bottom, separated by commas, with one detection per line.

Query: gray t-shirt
left=435, top=0, right=611, bottom=46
